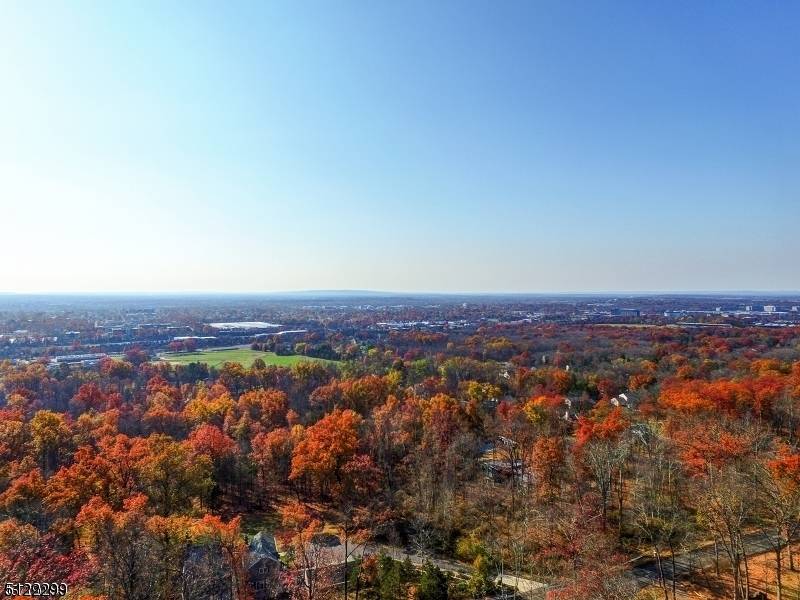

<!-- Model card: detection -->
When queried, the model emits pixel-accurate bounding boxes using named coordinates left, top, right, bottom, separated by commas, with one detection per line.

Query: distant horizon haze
left=2, top=289, right=800, bottom=298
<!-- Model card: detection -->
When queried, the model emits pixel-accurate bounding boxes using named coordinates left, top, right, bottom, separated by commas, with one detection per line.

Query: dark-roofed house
left=248, top=531, right=284, bottom=600
left=182, top=544, right=232, bottom=600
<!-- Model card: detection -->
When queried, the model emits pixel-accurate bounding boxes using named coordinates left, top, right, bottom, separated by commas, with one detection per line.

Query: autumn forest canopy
left=2, top=301, right=800, bottom=600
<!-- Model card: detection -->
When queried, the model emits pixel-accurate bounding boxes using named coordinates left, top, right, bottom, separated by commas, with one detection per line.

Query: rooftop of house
left=249, top=531, right=279, bottom=560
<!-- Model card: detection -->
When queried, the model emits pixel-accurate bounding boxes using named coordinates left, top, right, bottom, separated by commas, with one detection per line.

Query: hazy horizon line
left=2, top=289, right=800, bottom=297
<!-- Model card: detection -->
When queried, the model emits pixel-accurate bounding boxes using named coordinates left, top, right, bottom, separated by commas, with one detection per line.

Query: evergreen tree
left=418, top=562, right=448, bottom=600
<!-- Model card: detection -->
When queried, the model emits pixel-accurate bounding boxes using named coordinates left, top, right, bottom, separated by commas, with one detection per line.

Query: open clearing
left=159, top=347, right=336, bottom=369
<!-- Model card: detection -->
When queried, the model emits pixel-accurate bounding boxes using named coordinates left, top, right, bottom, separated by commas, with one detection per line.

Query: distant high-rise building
left=764, top=305, right=777, bottom=313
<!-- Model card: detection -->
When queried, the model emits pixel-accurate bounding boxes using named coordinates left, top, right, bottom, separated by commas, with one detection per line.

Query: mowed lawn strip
left=160, top=348, right=336, bottom=369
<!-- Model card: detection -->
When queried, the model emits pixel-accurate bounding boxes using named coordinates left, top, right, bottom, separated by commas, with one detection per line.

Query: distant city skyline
left=1, top=1, right=798, bottom=293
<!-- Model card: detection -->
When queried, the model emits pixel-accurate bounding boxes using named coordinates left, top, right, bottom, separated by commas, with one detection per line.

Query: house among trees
left=248, top=532, right=283, bottom=600
left=483, top=436, right=531, bottom=485
left=609, top=391, right=638, bottom=410
left=182, top=544, right=234, bottom=600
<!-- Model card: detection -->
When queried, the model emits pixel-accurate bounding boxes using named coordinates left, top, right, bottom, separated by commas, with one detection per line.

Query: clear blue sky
left=1, top=1, right=797, bottom=293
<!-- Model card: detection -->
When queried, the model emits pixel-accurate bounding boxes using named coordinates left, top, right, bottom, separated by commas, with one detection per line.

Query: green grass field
left=159, top=347, right=336, bottom=369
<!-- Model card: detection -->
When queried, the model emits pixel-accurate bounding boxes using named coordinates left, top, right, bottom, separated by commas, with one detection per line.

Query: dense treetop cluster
left=2, top=323, right=800, bottom=599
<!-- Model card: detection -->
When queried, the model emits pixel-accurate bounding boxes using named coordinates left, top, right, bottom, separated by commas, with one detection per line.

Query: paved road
left=312, top=530, right=793, bottom=599
left=631, top=531, right=785, bottom=597
left=324, top=542, right=549, bottom=598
